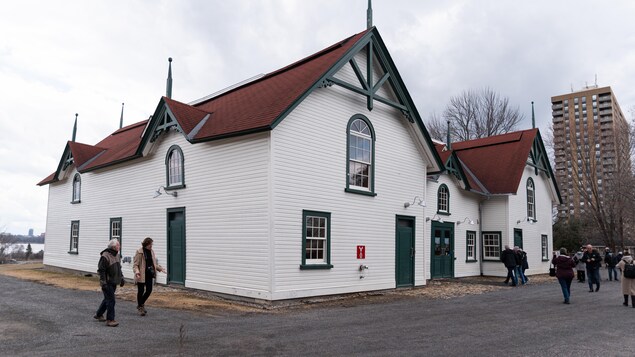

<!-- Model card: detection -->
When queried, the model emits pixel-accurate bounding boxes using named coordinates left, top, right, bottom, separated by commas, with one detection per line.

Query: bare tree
left=0, top=231, right=18, bottom=263
left=568, top=113, right=635, bottom=250
left=426, top=87, right=524, bottom=142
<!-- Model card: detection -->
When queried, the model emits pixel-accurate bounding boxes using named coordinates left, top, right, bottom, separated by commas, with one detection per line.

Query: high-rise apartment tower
left=551, top=86, right=630, bottom=219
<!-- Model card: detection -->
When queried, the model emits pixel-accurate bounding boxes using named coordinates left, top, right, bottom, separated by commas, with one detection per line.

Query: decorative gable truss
left=150, top=107, right=184, bottom=143
left=321, top=32, right=414, bottom=122
left=444, top=153, right=470, bottom=190
left=138, top=97, right=211, bottom=156
left=527, top=132, right=551, bottom=177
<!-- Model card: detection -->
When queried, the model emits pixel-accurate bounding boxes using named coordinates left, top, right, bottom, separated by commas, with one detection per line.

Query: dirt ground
left=0, top=262, right=552, bottom=313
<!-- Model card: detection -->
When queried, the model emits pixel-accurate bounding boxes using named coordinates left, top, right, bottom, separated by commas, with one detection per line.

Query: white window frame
left=301, top=210, right=332, bottom=269
left=348, top=118, right=372, bottom=191
left=166, top=146, right=184, bottom=188
left=541, top=235, right=549, bottom=260
left=466, top=231, right=476, bottom=261
left=72, top=174, right=81, bottom=203
left=437, top=185, right=449, bottom=213
left=482, top=232, right=501, bottom=260
left=527, top=178, right=535, bottom=220
left=69, top=221, right=79, bottom=254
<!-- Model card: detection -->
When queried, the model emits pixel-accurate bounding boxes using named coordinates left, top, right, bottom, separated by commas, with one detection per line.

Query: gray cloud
left=0, top=0, right=633, bottom=234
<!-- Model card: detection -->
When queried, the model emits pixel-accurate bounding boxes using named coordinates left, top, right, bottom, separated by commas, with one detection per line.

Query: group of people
left=552, top=244, right=635, bottom=306
left=500, top=245, right=529, bottom=286
left=93, top=237, right=166, bottom=327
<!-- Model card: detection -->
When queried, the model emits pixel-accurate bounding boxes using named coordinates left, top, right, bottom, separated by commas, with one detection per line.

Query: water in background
left=7, top=243, right=45, bottom=253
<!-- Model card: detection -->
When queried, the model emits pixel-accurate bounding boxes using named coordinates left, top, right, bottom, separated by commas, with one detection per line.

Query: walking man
left=605, top=248, right=618, bottom=281
left=94, top=239, right=124, bottom=327
left=581, top=244, right=602, bottom=292
left=501, top=245, right=518, bottom=286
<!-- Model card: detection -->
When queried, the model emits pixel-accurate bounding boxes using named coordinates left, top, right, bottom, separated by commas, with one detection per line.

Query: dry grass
left=0, top=263, right=554, bottom=312
left=0, top=263, right=261, bottom=314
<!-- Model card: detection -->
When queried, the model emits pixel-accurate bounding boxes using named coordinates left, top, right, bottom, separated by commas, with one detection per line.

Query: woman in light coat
left=133, top=237, right=166, bottom=316
left=615, top=250, right=635, bottom=308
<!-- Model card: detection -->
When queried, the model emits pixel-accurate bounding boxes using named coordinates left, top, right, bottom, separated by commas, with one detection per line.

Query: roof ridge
left=453, top=129, right=535, bottom=150
left=192, top=30, right=368, bottom=107
left=112, top=120, right=149, bottom=135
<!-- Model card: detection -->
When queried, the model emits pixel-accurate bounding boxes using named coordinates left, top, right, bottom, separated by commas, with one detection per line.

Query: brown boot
left=137, top=306, right=146, bottom=316
left=106, top=320, right=119, bottom=327
left=93, top=314, right=106, bottom=322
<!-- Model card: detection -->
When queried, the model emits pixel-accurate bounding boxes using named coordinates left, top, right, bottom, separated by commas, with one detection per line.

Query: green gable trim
left=528, top=135, right=550, bottom=176
left=267, top=27, right=444, bottom=175
left=533, top=130, right=562, bottom=204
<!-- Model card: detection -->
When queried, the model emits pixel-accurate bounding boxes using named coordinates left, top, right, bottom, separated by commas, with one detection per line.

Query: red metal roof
left=434, top=129, right=539, bottom=194
left=191, top=30, right=369, bottom=140
left=42, top=28, right=434, bottom=186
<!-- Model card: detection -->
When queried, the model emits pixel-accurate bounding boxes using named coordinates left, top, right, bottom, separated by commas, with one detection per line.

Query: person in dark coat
left=514, top=247, right=527, bottom=284
left=94, top=239, right=124, bottom=327
left=552, top=248, right=576, bottom=304
left=501, top=245, right=518, bottom=286
left=605, top=248, right=618, bottom=281
left=520, top=248, right=529, bottom=283
left=581, top=244, right=602, bottom=292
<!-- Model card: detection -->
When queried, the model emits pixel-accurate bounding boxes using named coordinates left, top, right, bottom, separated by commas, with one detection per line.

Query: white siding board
left=271, top=76, right=428, bottom=299
left=43, top=130, right=272, bottom=298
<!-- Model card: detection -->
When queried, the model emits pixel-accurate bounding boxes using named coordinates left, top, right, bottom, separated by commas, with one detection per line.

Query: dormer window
left=166, top=145, right=185, bottom=189
left=71, top=174, right=81, bottom=203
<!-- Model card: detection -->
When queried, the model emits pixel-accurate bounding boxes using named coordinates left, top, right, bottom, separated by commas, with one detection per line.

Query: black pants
left=137, top=273, right=153, bottom=307
left=96, top=283, right=117, bottom=320
left=577, top=270, right=585, bottom=282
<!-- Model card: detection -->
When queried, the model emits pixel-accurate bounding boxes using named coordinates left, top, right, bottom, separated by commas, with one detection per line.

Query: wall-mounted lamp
left=457, top=217, right=475, bottom=225
left=425, top=214, right=443, bottom=223
left=404, top=196, right=426, bottom=208
left=153, top=186, right=177, bottom=198
left=516, top=217, right=536, bottom=225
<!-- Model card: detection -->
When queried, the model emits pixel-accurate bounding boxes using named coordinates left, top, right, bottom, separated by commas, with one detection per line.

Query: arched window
left=346, top=115, right=375, bottom=195
left=437, top=184, right=449, bottom=214
left=166, top=146, right=184, bottom=188
left=527, top=178, right=535, bottom=220
left=72, top=174, right=81, bottom=203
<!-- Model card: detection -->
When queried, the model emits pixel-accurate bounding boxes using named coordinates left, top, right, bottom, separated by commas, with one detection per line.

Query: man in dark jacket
left=581, top=244, right=602, bottom=292
left=605, top=248, right=618, bottom=281
left=501, top=245, right=518, bottom=286
left=94, top=239, right=124, bottom=327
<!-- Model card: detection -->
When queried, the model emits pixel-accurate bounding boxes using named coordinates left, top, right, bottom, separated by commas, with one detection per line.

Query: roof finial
left=72, top=113, right=78, bottom=142
left=531, top=101, right=535, bottom=129
left=446, top=120, right=451, bottom=150
left=119, top=103, right=125, bottom=129
left=367, top=0, right=373, bottom=29
left=166, top=57, right=173, bottom=99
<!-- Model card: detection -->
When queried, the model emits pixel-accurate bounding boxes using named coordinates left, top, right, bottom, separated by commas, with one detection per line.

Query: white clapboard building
left=426, top=130, right=561, bottom=280
left=38, top=26, right=560, bottom=301
left=39, top=27, right=447, bottom=301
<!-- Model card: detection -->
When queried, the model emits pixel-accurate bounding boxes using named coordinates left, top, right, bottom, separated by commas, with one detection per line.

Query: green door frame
left=514, top=228, right=523, bottom=249
left=395, top=215, right=416, bottom=287
left=167, top=207, right=186, bottom=285
left=430, top=221, right=455, bottom=278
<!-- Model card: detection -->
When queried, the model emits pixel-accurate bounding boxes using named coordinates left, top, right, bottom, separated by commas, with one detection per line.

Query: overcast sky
left=1, top=0, right=634, bottom=235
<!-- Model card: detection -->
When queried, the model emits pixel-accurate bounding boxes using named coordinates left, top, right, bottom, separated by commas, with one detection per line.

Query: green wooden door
left=396, top=216, right=415, bottom=287
left=431, top=222, right=454, bottom=278
left=167, top=208, right=185, bottom=285
left=514, top=229, right=523, bottom=249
